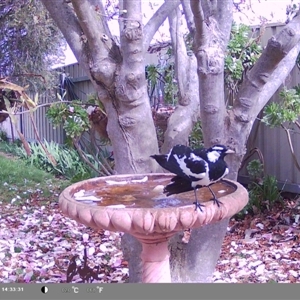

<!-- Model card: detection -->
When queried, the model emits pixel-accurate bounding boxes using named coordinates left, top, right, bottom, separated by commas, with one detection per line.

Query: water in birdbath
left=72, top=174, right=236, bottom=209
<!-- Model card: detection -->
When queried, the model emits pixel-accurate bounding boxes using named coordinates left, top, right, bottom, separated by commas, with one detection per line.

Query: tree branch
left=143, top=0, right=180, bottom=50
left=42, top=0, right=116, bottom=89
left=226, top=29, right=300, bottom=180
left=87, top=0, right=113, bottom=39
left=40, top=0, right=89, bottom=69
left=161, top=56, right=200, bottom=153
left=234, top=15, right=300, bottom=122
left=120, top=0, right=143, bottom=68
left=190, top=0, right=229, bottom=146
left=181, top=0, right=195, bottom=37
left=190, top=0, right=205, bottom=44
left=169, top=7, right=188, bottom=102
left=215, top=0, right=233, bottom=44
left=71, top=0, right=108, bottom=58
left=73, top=138, right=110, bottom=176
left=162, top=8, right=199, bottom=153
left=281, top=124, right=300, bottom=172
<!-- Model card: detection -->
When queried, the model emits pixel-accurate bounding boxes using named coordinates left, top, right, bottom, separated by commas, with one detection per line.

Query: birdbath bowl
left=59, top=173, right=248, bottom=283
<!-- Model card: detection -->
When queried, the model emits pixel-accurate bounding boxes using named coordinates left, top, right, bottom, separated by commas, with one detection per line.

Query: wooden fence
left=2, top=23, right=300, bottom=192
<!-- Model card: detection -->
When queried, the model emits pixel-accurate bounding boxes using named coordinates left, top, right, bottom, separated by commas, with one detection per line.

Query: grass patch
left=0, top=154, right=69, bottom=204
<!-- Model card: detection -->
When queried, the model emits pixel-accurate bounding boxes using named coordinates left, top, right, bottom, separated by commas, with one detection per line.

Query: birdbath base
left=141, top=241, right=171, bottom=282
left=59, top=173, right=248, bottom=283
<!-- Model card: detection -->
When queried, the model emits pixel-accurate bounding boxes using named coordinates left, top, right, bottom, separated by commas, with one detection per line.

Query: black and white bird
left=150, top=144, right=235, bottom=211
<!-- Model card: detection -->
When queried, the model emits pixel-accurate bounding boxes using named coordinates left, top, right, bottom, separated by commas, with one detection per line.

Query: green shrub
left=262, top=86, right=300, bottom=127
left=0, top=130, right=9, bottom=142
left=225, top=23, right=262, bottom=84
left=189, top=120, right=204, bottom=149
left=248, top=175, right=282, bottom=213
left=240, top=159, right=282, bottom=216
left=0, top=139, right=23, bottom=156
left=46, top=101, right=90, bottom=139
left=17, top=140, right=93, bottom=182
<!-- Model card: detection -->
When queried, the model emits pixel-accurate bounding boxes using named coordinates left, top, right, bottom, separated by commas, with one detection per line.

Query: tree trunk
left=122, top=1, right=234, bottom=283
left=42, top=0, right=300, bottom=283
left=97, top=0, right=160, bottom=173
left=169, top=218, right=229, bottom=282
left=161, top=6, right=200, bottom=153
left=166, top=0, right=232, bottom=283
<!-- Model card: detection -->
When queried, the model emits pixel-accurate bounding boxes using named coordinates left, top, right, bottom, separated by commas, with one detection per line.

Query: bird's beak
left=226, top=149, right=235, bottom=154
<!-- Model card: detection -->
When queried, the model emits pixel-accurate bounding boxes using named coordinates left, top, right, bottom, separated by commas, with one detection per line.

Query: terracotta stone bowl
left=59, top=173, right=248, bottom=282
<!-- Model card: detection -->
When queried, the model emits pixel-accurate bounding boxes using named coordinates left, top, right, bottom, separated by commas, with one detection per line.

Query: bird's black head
left=206, top=145, right=235, bottom=163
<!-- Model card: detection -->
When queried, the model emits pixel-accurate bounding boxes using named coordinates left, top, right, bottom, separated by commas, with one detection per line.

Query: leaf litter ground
left=214, top=197, right=300, bottom=283
left=1, top=175, right=299, bottom=283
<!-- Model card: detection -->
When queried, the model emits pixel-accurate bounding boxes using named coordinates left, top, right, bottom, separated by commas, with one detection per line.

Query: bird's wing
left=164, top=176, right=194, bottom=196
left=166, top=145, right=194, bottom=179
left=172, top=151, right=208, bottom=181
left=151, top=145, right=208, bottom=181
left=184, top=155, right=207, bottom=178
left=150, top=153, right=189, bottom=178
left=151, top=145, right=192, bottom=179
left=150, top=154, right=168, bottom=169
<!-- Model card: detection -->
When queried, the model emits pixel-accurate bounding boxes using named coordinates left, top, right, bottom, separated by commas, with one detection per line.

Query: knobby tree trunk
left=161, top=5, right=200, bottom=153
left=41, top=0, right=178, bottom=174
left=167, top=0, right=234, bottom=282
left=42, top=0, right=300, bottom=283
left=225, top=14, right=300, bottom=179
left=179, top=0, right=300, bottom=282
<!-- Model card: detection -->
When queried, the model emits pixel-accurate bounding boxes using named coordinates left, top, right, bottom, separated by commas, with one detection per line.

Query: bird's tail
left=164, top=176, right=194, bottom=196
left=150, top=154, right=168, bottom=168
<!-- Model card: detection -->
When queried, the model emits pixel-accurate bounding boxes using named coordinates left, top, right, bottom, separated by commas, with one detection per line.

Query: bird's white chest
left=191, top=171, right=211, bottom=187
left=193, top=165, right=229, bottom=187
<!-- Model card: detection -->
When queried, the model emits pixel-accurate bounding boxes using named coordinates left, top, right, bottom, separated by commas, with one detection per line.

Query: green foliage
left=86, top=94, right=106, bottom=112
left=146, top=64, right=159, bottom=88
left=0, top=140, right=23, bottom=155
left=248, top=175, right=282, bottom=212
left=225, top=23, right=262, bottom=90
left=189, top=120, right=204, bottom=149
left=262, top=86, right=300, bottom=127
left=261, top=86, right=300, bottom=173
left=244, top=160, right=282, bottom=214
left=163, top=63, right=178, bottom=105
left=0, top=153, right=67, bottom=203
left=246, top=159, right=264, bottom=182
left=46, top=101, right=91, bottom=139
left=0, top=0, right=65, bottom=89
left=16, top=140, right=93, bottom=182
left=0, top=130, right=8, bottom=142
left=146, top=61, right=178, bottom=105
left=46, top=97, right=113, bottom=177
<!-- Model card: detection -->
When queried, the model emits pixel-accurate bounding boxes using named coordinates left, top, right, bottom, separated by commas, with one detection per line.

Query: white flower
left=82, top=233, right=89, bottom=242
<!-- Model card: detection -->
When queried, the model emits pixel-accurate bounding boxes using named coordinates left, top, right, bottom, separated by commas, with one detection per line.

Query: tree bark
left=169, top=218, right=229, bottom=282
left=225, top=14, right=300, bottom=179
left=42, top=0, right=300, bottom=283
left=161, top=6, right=200, bottom=154
left=143, top=0, right=181, bottom=50
left=41, top=0, right=167, bottom=174
left=161, top=0, right=235, bottom=283
left=191, top=0, right=232, bottom=147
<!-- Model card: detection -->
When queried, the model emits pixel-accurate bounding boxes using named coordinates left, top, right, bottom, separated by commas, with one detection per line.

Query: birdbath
left=59, top=173, right=248, bottom=283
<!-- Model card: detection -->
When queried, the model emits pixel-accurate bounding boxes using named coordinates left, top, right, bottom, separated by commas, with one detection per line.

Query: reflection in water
left=72, top=175, right=236, bottom=209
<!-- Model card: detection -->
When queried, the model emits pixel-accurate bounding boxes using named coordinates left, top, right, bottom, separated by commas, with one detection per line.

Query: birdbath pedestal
left=59, top=173, right=248, bottom=283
